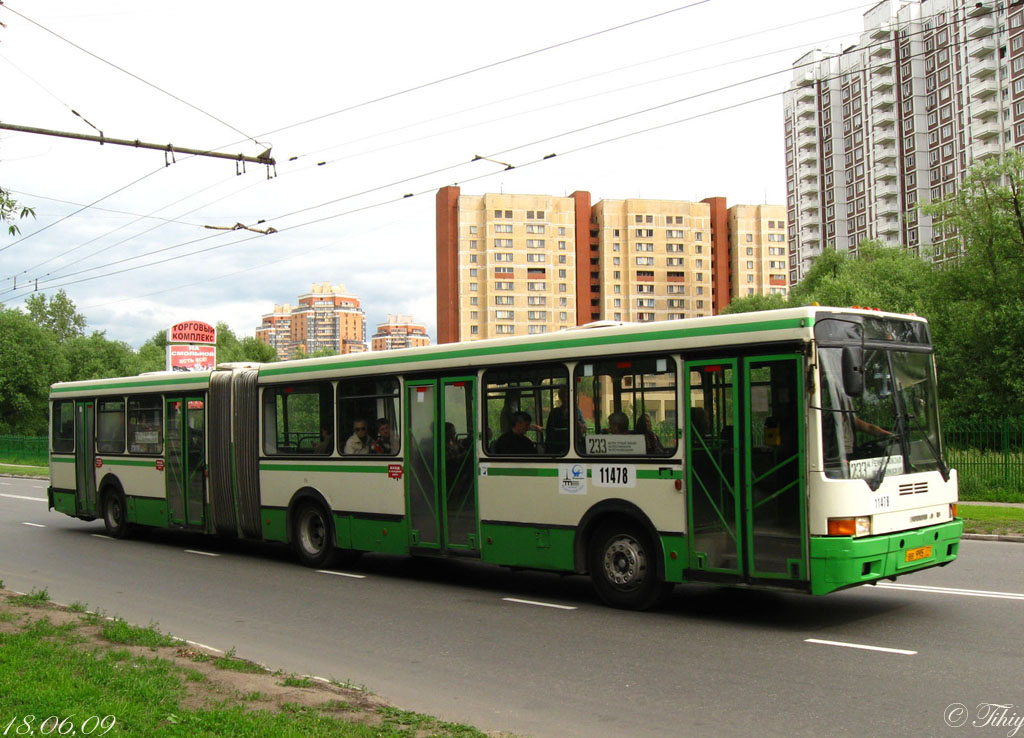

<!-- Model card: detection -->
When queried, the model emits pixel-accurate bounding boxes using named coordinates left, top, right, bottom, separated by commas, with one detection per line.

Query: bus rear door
left=165, top=397, right=207, bottom=528
left=74, top=401, right=97, bottom=516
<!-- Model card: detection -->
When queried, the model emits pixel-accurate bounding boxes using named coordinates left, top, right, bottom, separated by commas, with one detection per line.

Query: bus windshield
left=819, top=347, right=944, bottom=480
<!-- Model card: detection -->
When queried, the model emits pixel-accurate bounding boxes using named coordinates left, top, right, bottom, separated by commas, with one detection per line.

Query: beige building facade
left=371, top=314, right=431, bottom=351
left=255, top=282, right=366, bottom=359
left=437, top=187, right=788, bottom=343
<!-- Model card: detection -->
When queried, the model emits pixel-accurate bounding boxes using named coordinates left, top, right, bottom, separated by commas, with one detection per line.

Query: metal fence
left=944, top=417, right=1024, bottom=497
left=0, top=435, right=49, bottom=467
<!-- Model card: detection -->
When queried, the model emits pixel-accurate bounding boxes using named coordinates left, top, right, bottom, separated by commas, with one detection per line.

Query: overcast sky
left=0, top=0, right=866, bottom=348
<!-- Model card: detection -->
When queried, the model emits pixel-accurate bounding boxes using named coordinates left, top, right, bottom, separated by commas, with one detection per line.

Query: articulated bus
left=48, top=307, right=961, bottom=609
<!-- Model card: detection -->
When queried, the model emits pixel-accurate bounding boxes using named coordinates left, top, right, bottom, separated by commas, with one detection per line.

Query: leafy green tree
left=788, top=241, right=935, bottom=314
left=61, top=332, right=140, bottom=383
left=136, top=322, right=277, bottom=372
left=921, top=152, right=1024, bottom=417
left=0, top=307, right=65, bottom=434
left=720, top=293, right=788, bottom=314
left=1, top=187, right=34, bottom=236
left=24, top=290, right=86, bottom=342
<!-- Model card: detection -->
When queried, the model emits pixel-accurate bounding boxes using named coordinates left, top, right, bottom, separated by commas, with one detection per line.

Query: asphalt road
left=2, top=476, right=1022, bottom=738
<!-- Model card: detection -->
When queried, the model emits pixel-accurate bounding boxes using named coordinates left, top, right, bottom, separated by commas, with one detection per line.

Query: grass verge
left=0, top=588, right=503, bottom=737
left=0, top=463, right=47, bottom=477
left=959, top=504, right=1024, bottom=537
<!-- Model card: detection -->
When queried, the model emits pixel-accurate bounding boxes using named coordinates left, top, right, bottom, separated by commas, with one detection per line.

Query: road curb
left=962, top=533, right=1024, bottom=544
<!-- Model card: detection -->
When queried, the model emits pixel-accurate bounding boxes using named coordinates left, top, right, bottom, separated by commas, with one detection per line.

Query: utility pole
left=0, top=121, right=275, bottom=172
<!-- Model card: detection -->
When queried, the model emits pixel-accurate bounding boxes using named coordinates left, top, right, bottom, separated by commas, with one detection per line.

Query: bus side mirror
left=841, top=346, right=864, bottom=397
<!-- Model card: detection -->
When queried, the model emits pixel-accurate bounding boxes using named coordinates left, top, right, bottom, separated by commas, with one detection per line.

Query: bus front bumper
left=809, top=518, right=963, bottom=595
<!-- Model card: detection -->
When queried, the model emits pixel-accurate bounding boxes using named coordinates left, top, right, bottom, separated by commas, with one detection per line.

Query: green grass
left=99, top=618, right=177, bottom=648
left=0, top=592, right=495, bottom=738
left=212, top=648, right=269, bottom=674
left=0, top=463, right=47, bottom=477
left=10, top=588, right=51, bottom=607
left=280, top=675, right=317, bottom=688
left=959, top=504, right=1024, bottom=536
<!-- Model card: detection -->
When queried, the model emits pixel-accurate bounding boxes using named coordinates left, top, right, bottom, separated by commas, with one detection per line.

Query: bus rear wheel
left=292, top=502, right=335, bottom=568
left=102, top=489, right=130, bottom=539
left=588, top=521, right=670, bottom=610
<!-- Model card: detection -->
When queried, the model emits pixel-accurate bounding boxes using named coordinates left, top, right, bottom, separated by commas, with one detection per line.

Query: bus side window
left=262, top=382, right=334, bottom=456
left=96, top=399, right=126, bottom=454
left=338, top=377, right=401, bottom=456
left=483, top=364, right=569, bottom=456
left=127, top=396, right=162, bottom=454
left=52, top=400, right=75, bottom=453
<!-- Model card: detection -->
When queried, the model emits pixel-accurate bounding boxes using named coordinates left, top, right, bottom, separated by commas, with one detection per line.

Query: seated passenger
left=607, top=411, right=630, bottom=434
left=343, top=419, right=372, bottom=455
left=371, top=418, right=395, bottom=454
left=493, top=411, right=537, bottom=455
left=637, top=413, right=664, bottom=454
left=314, top=425, right=334, bottom=454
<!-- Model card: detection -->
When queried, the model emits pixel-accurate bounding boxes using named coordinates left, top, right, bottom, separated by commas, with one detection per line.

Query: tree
left=136, top=322, right=277, bottom=372
left=720, top=294, right=788, bottom=315
left=24, top=290, right=86, bottom=342
left=0, top=307, right=65, bottom=434
left=921, top=152, right=1024, bottom=418
left=787, top=241, right=936, bottom=314
left=61, top=332, right=140, bottom=383
left=1, top=187, right=34, bottom=236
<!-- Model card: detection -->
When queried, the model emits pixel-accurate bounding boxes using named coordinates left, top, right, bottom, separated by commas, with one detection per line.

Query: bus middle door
left=74, top=401, right=97, bottom=517
left=405, top=377, right=480, bottom=554
left=165, top=397, right=207, bottom=529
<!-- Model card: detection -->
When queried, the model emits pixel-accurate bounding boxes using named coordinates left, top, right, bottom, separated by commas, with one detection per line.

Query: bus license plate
left=905, top=545, right=933, bottom=563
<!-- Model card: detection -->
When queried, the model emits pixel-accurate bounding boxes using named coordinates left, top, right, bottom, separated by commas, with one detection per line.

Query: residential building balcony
left=875, top=163, right=898, bottom=180
left=797, top=87, right=816, bottom=104
left=875, top=127, right=896, bottom=145
left=798, top=148, right=818, bottom=166
left=870, top=41, right=893, bottom=58
left=877, top=198, right=900, bottom=217
left=797, top=117, right=817, bottom=134
left=970, top=60, right=997, bottom=80
left=872, top=74, right=894, bottom=93
left=968, top=36, right=996, bottom=59
left=875, top=142, right=897, bottom=162
left=872, top=92, right=896, bottom=110
left=973, top=118, right=1002, bottom=139
left=879, top=217, right=901, bottom=236
left=873, top=106, right=896, bottom=127
left=973, top=139, right=1002, bottom=160
left=971, top=78, right=999, bottom=100
left=869, top=23, right=892, bottom=40
left=966, top=11, right=995, bottom=37
left=876, top=183, right=900, bottom=199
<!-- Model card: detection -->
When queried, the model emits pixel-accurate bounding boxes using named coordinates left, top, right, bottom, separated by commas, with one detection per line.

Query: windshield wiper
left=902, top=411, right=950, bottom=482
left=868, top=410, right=907, bottom=492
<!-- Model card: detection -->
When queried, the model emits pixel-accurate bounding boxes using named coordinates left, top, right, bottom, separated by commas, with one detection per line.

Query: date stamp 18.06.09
left=2, top=715, right=117, bottom=736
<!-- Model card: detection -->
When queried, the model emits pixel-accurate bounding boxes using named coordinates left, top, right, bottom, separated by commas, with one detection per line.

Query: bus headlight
left=827, top=516, right=871, bottom=537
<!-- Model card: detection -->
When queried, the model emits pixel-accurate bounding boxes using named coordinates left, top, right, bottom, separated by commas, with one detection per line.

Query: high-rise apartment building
left=436, top=187, right=788, bottom=343
left=255, top=282, right=367, bottom=359
left=784, top=0, right=1021, bottom=283
left=371, top=314, right=431, bottom=351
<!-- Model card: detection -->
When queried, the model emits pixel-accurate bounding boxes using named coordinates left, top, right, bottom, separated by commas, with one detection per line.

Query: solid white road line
left=1, top=493, right=45, bottom=502
left=805, top=638, right=917, bottom=655
left=316, top=569, right=366, bottom=579
left=184, top=550, right=220, bottom=557
left=21, top=522, right=45, bottom=528
left=502, top=597, right=577, bottom=610
left=876, top=582, right=1024, bottom=601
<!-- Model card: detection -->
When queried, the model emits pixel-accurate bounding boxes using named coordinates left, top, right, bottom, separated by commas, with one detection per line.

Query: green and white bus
left=48, top=307, right=961, bottom=609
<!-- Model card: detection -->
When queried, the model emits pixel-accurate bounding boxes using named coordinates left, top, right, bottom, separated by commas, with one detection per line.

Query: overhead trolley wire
left=2, top=3, right=964, bottom=301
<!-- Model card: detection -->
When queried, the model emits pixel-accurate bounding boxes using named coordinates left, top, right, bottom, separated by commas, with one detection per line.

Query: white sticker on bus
left=584, top=434, right=646, bottom=456
left=593, top=464, right=637, bottom=488
left=849, top=455, right=904, bottom=480
left=558, top=464, right=587, bottom=495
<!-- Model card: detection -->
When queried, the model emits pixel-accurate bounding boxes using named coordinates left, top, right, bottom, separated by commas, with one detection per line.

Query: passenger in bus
left=314, top=425, right=334, bottom=454
left=545, top=387, right=584, bottom=455
left=690, top=406, right=710, bottom=437
left=607, top=411, right=630, bottom=434
left=371, top=418, right=395, bottom=454
left=637, top=413, right=664, bottom=453
left=493, top=411, right=537, bottom=455
left=343, top=419, right=372, bottom=455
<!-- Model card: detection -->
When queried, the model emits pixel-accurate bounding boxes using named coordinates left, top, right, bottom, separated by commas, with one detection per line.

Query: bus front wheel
left=102, top=489, right=130, bottom=539
left=588, top=521, right=670, bottom=610
left=292, top=503, right=335, bottom=568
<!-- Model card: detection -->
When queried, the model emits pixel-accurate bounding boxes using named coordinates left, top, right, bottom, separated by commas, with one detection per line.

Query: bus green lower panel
left=480, top=523, right=575, bottom=571
left=809, top=519, right=963, bottom=595
left=52, top=490, right=77, bottom=517
left=350, top=517, right=408, bottom=555
left=127, top=497, right=169, bottom=527
left=262, top=508, right=287, bottom=542
left=659, top=534, right=688, bottom=583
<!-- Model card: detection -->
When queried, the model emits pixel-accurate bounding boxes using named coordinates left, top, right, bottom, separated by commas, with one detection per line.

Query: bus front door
left=405, top=377, right=480, bottom=554
left=685, top=356, right=807, bottom=584
left=74, top=401, right=97, bottom=516
left=742, top=355, right=806, bottom=582
left=165, top=397, right=207, bottom=529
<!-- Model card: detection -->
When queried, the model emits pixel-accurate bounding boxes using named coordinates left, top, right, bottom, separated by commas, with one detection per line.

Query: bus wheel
left=102, top=489, right=130, bottom=539
left=292, top=503, right=335, bottom=568
left=588, top=521, right=669, bottom=610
